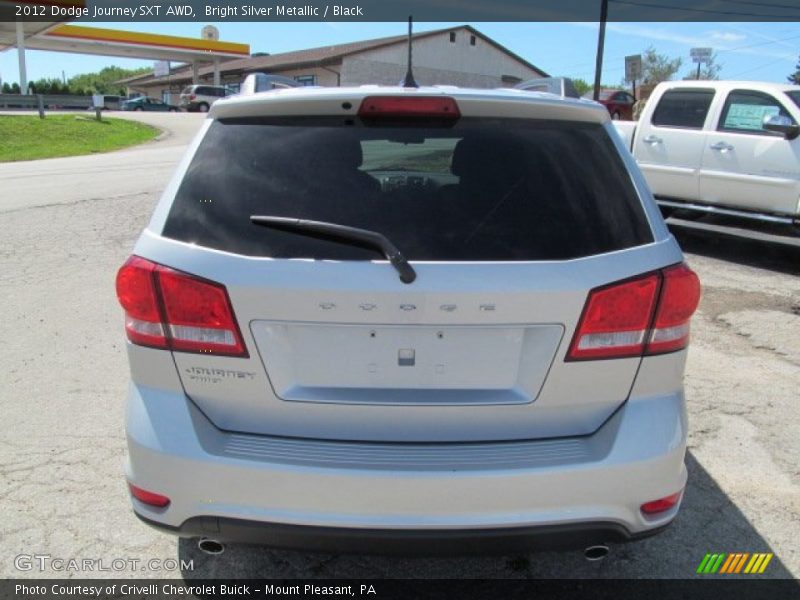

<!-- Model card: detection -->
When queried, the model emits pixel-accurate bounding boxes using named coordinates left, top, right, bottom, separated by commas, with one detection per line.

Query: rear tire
left=134, top=107, right=144, bottom=112
left=612, top=111, right=621, bottom=120
left=198, top=102, right=210, bottom=113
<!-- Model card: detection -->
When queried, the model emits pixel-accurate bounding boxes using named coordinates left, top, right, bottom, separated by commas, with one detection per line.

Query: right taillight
left=646, top=264, right=701, bottom=355
left=115, top=256, right=247, bottom=357
left=568, top=263, right=700, bottom=361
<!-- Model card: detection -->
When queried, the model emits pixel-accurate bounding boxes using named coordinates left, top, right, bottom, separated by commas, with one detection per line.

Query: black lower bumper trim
left=134, top=512, right=670, bottom=555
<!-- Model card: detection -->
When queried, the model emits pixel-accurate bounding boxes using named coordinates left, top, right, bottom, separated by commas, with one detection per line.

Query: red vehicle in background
left=583, top=89, right=636, bottom=120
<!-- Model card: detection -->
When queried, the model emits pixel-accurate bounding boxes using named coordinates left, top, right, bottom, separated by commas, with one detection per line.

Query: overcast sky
left=1, top=21, right=798, bottom=86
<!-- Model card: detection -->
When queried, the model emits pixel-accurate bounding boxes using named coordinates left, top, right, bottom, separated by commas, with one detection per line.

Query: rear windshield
left=163, top=117, right=652, bottom=261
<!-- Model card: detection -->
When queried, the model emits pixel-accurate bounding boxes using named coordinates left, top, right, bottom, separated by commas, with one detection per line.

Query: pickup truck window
left=651, top=89, right=715, bottom=129
left=718, top=90, right=795, bottom=134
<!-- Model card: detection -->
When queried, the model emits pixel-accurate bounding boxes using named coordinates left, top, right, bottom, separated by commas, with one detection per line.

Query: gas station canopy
left=0, top=1, right=250, bottom=92
left=24, top=24, right=249, bottom=62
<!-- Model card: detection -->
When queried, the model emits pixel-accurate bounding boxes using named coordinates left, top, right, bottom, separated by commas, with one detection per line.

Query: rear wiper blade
left=250, top=216, right=417, bottom=284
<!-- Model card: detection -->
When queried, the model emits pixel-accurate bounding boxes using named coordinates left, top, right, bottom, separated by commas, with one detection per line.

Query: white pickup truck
left=614, top=81, right=800, bottom=228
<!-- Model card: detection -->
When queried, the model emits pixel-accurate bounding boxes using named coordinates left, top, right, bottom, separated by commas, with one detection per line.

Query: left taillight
left=115, top=256, right=247, bottom=357
left=115, top=256, right=166, bottom=348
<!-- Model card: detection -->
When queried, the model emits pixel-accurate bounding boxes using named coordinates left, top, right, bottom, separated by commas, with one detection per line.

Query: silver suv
left=116, top=86, right=700, bottom=554
left=179, top=84, right=233, bottom=112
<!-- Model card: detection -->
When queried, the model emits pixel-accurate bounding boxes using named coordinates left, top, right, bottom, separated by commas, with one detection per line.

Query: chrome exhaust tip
left=584, top=544, right=609, bottom=561
left=197, top=538, right=225, bottom=555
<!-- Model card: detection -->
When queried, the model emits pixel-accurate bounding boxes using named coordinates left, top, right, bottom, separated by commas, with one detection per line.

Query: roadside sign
left=625, top=55, right=642, bottom=82
left=153, top=61, right=170, bottom=78
left=690, top=48, right=713, bottom=64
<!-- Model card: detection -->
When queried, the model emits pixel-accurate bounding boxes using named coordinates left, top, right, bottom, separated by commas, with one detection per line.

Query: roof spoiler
left=240, top=73, right=303, bottom=95
left=514, top=77, right=581, bottom=99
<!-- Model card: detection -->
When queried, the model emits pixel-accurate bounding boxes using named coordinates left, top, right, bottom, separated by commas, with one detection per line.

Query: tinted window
left=295, top=75, right=316, bottom=86
left=163, top=118, right=652, bottom=261
left=196, top=87, right=220, bottom=96
left=719, top=90, right=794, bottom=133
left=651, top=89, right=715, bottom=129
left=786, top=91, right=800, bottom=110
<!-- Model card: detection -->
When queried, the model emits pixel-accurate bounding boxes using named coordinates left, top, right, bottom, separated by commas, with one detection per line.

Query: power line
left=715, top=32, right=800, bottom=53
left=723, top=0, right=800, bottom=11
left=728, top=56, right=795, bottom=77
left=556, top=31, right=800, bottom=75
left=610, top=0, right=800, bottom=19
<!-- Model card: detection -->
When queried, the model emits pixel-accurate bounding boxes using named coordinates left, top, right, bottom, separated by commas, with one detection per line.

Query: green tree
left=28, top=78, right=70, bottom=94
left=570, top=78, right=592, bottom=96
left=641, top=46, right=682, bottom=84
left=68, top=65, right=150, bottom=95
left=684, top=53, right=722, bottom=80
left=788, top=54, right=800, bottom=84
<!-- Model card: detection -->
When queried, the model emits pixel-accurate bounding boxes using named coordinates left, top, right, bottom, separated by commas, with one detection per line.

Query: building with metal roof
left=121, top=26, right=548, bottom=97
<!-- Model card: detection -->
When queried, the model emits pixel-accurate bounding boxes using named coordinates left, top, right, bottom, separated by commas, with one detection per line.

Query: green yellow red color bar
left=697, top=553, right=773, bottom=574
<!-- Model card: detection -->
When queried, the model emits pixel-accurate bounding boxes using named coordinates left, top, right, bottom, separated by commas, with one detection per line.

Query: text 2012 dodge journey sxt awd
left=116, top=86, right=700, bottom=554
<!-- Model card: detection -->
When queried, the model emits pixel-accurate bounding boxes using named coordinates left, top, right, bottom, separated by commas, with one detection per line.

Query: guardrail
left=0, top=94, right=93, bottom=110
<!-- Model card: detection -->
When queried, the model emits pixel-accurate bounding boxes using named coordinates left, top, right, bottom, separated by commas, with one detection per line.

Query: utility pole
left=593, top=0, right=609, bottom=101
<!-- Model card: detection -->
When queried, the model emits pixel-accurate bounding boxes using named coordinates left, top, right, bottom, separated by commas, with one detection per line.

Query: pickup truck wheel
left=612, top=111, right=621, bottom=120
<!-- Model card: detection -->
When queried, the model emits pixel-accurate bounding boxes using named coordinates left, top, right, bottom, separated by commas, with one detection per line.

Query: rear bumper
left=136, top=512, right=669, bottom=555
left=126, top=384, right=687, bottom=551
left=180, top=101, right=205, bottom=111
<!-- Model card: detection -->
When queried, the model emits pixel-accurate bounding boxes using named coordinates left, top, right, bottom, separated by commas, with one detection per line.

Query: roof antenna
left=402, top=15, right=419, bottom=88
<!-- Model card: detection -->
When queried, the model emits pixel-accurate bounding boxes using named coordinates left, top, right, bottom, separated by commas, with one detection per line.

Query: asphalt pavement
left=0, top=111, right=798, bottom=579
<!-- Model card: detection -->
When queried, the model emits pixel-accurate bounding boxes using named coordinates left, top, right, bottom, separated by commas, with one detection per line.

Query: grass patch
left=0, top=114, right=159, bottom=162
